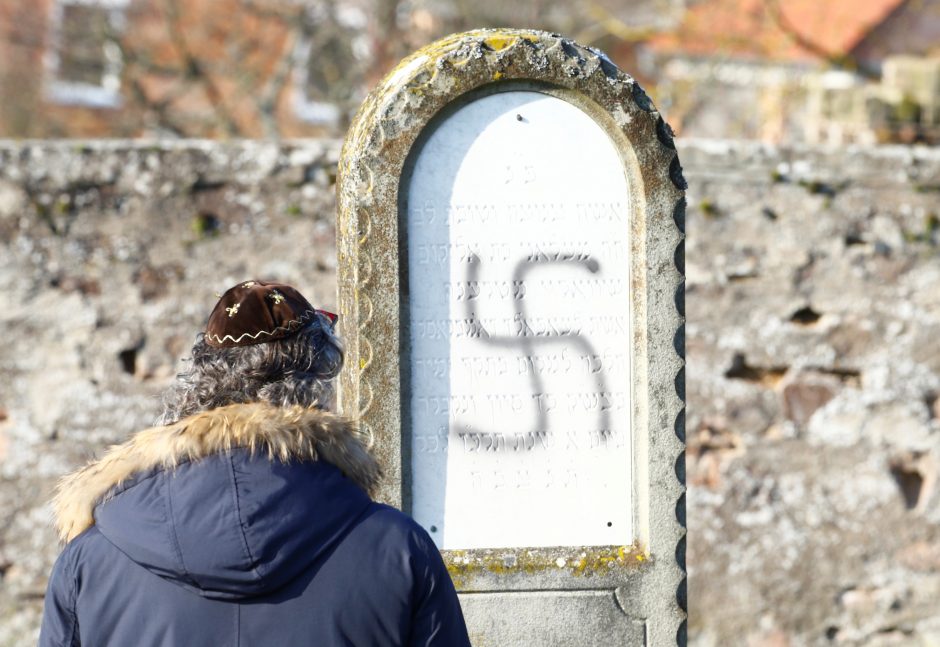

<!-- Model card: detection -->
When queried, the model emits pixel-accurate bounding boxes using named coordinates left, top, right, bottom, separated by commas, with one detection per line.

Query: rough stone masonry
left=0, top=140, right=938, bottom=646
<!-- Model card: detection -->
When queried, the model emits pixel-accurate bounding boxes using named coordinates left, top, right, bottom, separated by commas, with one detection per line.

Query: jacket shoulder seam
left=226, top=453, right=263, bottom=582
left=58, top=537, right=81, bottom=646
left=163, top=473, right=198, bottom=589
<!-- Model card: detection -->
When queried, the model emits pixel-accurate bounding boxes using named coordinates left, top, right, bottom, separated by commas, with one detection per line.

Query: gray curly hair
left=158, top=311, right=343, bottom=425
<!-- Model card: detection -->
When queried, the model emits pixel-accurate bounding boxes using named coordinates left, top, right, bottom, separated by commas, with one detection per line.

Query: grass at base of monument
left=443, top=544, right=647, bottom=587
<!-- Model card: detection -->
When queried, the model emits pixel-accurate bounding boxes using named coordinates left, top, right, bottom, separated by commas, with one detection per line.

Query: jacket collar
left=53, top=402, right=382, bottom=542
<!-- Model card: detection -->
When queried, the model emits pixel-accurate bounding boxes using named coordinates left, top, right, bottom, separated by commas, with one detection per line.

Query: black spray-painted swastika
left=451, top=251, right=616, bottom=451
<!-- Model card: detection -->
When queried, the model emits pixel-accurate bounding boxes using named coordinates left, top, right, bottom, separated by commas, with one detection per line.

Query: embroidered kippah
left=204, top=280, right=336, bottom=349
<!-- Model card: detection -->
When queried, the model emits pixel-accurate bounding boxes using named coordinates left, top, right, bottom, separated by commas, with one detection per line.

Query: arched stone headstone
left=337, top=28, right=686, bottom=646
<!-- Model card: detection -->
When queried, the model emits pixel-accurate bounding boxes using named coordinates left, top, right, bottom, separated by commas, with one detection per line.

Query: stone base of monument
left=337, top=29, right=686, bottom=646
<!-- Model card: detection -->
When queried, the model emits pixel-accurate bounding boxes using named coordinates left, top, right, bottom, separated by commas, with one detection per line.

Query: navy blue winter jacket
left=40, top=403, right=471, bottom=647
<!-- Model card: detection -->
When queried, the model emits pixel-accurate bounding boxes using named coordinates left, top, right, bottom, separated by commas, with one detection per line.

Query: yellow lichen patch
left=570, top=546, right=647, bottom=576
left=484, top=35, right=518, bottom=51
left=443, top=544, right=647, bottom=587
left=493, top=71, right=505, bottom=81
left=403, top=32, right=474, bottom=68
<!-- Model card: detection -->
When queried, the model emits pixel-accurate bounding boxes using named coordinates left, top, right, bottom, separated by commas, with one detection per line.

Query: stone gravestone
left=337, top=29, right=686, bottom=646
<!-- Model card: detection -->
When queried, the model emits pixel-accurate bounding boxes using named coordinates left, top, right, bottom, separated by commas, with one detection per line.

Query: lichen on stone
left=443, top=544, right=647, bottom=588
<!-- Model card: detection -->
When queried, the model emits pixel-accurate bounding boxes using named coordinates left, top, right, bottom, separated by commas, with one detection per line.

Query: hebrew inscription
left=407, top=90, right=633, bottom=549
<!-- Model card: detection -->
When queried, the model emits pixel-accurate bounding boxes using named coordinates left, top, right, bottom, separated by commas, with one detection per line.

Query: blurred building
left=0, top=0, right=681, bottom=139
left=0, top=0, right=385, bottom=137
left=643, top=0, right=940, bottom=144
left=1, top=0, right=936, bottom=142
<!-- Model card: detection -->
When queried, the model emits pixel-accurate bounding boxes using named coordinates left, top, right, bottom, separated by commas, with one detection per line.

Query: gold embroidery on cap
left=226, top=303, right=241, bottom=317
left=268, top=290, right=285, bottom=305
left=207, top=309, right=316, bottom=345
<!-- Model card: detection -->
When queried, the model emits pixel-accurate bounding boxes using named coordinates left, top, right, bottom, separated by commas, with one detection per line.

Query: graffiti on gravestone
left=337, top=28, right=686, bottom=647
left=406, top=90, right=633, bottom=549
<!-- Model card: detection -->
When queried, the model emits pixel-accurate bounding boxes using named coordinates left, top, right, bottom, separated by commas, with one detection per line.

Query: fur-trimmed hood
left=52, top=403, right=383, bottom=600
left=55, top=402, right=381, bottom=542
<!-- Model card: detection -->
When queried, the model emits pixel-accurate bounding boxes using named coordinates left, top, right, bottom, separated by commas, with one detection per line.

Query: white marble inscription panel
left=407, top=91, right=632, bottom=549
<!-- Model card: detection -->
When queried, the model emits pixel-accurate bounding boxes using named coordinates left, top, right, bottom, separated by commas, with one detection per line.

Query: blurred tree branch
left=161, top=0, right=244, bottom=136
left=240, top=0, right=307, bottom=139
left=99, top=11, right=188, bottom=136
left=578, top=1, right=660, bottom=44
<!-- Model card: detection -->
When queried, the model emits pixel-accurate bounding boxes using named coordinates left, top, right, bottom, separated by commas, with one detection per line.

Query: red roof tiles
left=648, top=0, right=908, bottom=63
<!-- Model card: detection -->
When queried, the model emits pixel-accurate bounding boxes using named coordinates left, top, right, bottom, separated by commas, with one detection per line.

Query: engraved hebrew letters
left=407, top=91, right=633, bottom=549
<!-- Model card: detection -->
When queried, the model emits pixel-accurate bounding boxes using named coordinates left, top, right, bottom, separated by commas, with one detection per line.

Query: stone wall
left=0, top=140, right=342, bottom=643
left=0, top=139, right=938, bottom=646
left=682, top=141, right=940, bottom=646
